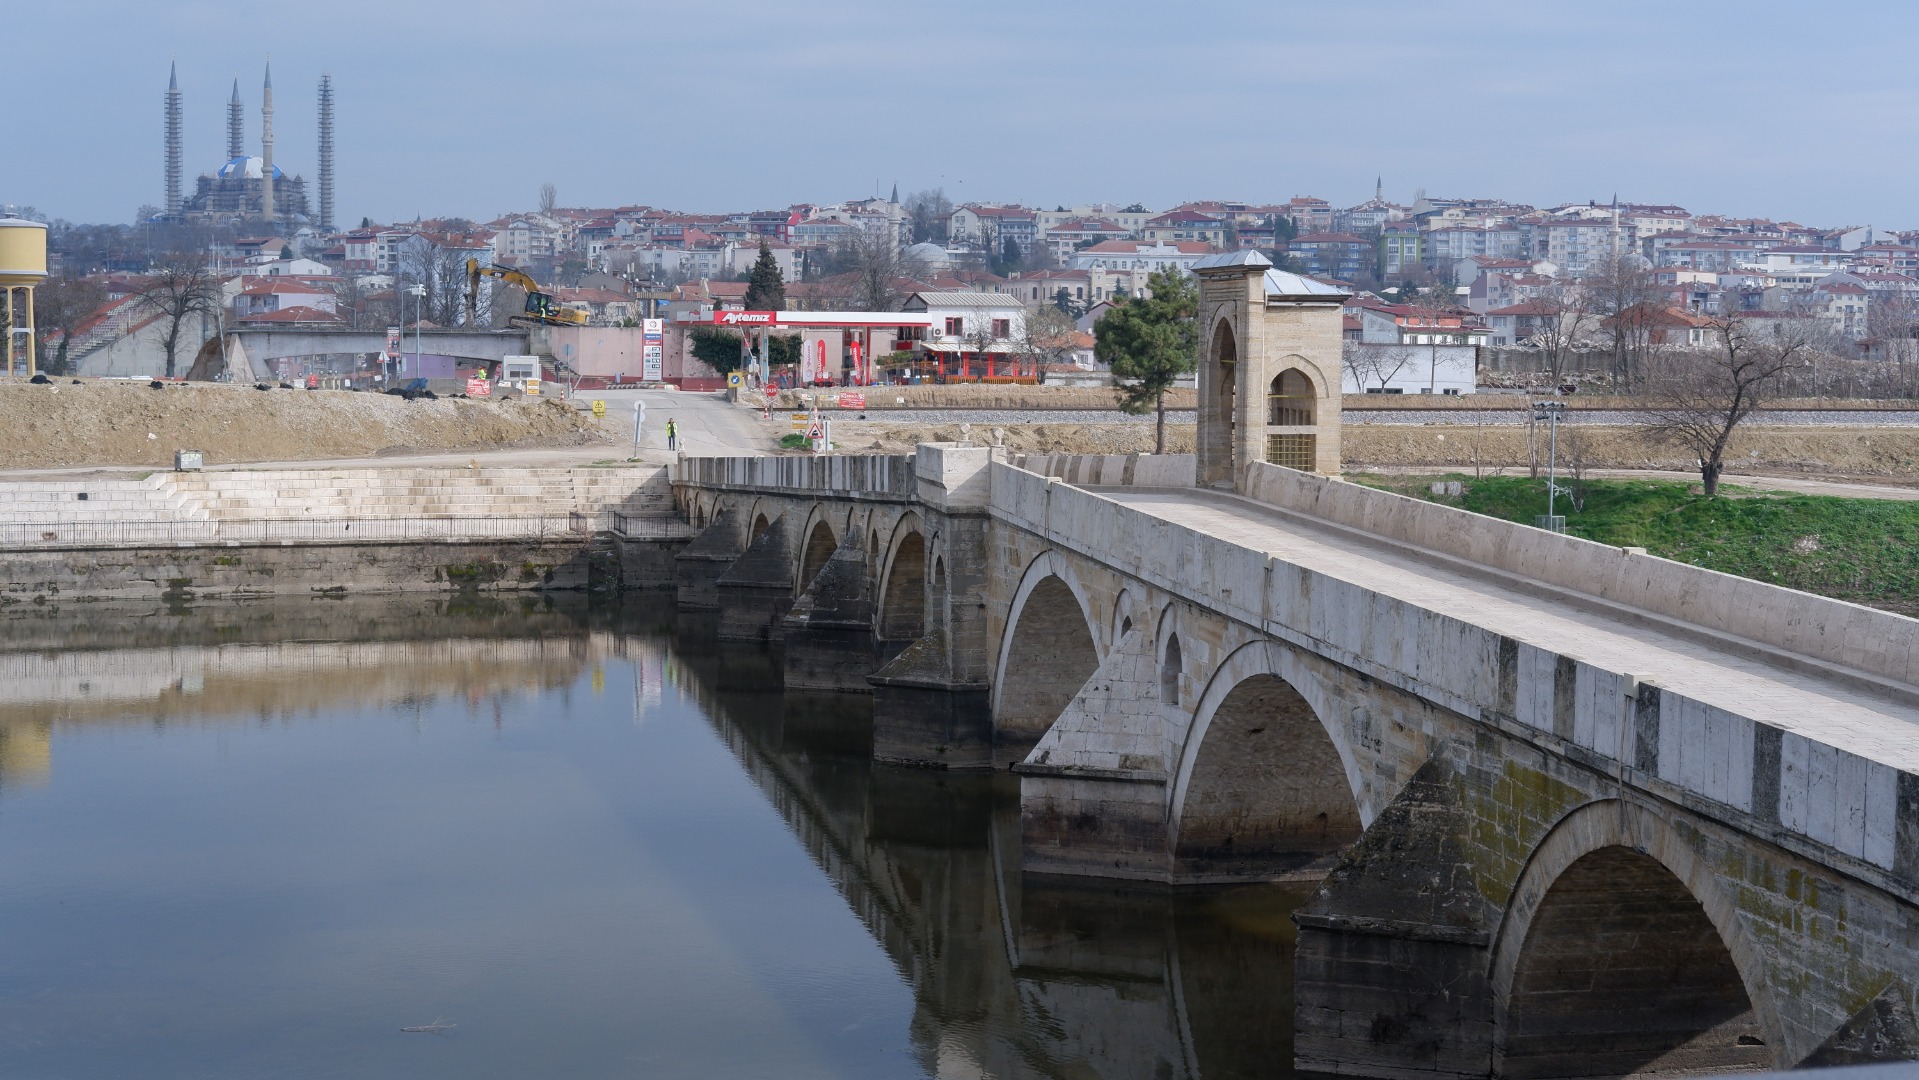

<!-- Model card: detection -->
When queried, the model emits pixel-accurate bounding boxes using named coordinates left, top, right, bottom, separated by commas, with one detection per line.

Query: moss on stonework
left=444, top=562, right=507, bottom=587
left=1459, top=758, right=1588, bottom=906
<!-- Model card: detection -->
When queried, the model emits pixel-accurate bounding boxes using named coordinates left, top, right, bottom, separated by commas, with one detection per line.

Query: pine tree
left=1096, top=266, right=1198, bottom=453
left=744, top=240, right=786, bottom=311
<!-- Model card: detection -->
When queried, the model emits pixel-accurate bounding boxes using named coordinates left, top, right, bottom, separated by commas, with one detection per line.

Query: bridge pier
left=1016, top=626, right=1177, bottom=880
left=1291, top=758, right=1499, bottom=1080
left=714, top=514, right=796, bottom=642
left=674, top=508, right=746, bottom=611
left=783, top=531, right=881, bottom=694
left=869, top=630, right=994, bottom=769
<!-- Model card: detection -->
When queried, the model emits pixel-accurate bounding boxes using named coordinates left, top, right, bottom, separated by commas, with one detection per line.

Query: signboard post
left=642, top=318, right=664, bottom=382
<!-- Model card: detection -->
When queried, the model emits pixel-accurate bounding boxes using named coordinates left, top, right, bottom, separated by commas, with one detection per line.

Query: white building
left=1070, top=239, right=1214, bottom=275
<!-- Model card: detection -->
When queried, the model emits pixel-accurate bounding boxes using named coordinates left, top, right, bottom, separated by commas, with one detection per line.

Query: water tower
left=0, top=214, right=48, bottom=377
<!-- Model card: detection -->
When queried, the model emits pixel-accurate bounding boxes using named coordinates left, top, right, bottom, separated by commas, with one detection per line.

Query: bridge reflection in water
left=670, top=609, right=1307, bottom=1080
left=0, top=595, right=1305, bottom=1079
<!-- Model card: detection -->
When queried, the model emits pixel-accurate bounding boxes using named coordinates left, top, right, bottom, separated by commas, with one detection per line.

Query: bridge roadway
left=1094, top=485, right=1919, bottom=778
left=673, top=445, right=1919, bottom=1077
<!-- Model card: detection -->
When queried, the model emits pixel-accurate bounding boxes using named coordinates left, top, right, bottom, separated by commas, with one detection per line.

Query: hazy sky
left=7, top=0, right=1918, bottom=228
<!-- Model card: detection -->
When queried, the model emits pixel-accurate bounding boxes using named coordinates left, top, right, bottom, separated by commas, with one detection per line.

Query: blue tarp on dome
left=214, top=156, right=286, bottom=181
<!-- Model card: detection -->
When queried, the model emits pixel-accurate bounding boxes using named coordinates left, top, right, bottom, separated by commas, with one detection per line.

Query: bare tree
left=134, top=252, right=221, bottom=377
left=1867, top=291, right=1919, bottom=395
left=396, top=240, right=475, bottom=327
left=1522, top=282, right=1597, bottom=390
left=1410, top=279, right=1460, bottom=393
left=1342, top=341, right=1419, bottom=392
left=1643, top=313, right=1812, bottom=495
left=34, top=275, right=107, bottom=375
left=538, top=182, right=557, bottom=216
left=1022, top=304, right=1080, bottom=374
left=835, top=231, right=929, bottom=312
left=329, top=274, right=397, bottom=331
left=1585, top=256, right=1664, bottom=389
left=904, top=188, right=953, bottom=244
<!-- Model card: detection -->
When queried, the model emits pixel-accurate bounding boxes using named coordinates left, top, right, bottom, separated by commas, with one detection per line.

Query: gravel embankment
left=0, top=381, right=605, bottom=469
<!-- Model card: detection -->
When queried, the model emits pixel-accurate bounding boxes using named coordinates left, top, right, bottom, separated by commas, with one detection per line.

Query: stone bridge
left=670, top=444, right=1919, bottom=1079
left=188, top=327, right=531, bottom=381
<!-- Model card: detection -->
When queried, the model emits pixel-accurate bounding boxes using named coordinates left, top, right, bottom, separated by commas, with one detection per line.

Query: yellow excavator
left=465, top=259, right=589, bottom=328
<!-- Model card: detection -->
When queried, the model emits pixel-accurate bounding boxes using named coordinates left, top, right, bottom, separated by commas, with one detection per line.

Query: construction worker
left=665, top=417, right=679, bottom=452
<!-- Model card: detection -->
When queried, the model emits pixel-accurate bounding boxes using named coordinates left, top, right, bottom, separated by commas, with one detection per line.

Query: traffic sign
left=806, top=422, right=824, bottom=439
left=591, top=399, right=606, bottom=417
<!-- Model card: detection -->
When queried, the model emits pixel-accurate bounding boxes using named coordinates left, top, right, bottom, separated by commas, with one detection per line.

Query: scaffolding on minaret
left=164, top=62, right=183, bottom=218
left=227, top=77, right=244, bottom=161
left=317, top=73, right=335, bottom=233
left=260, top=60, right=275, bottom=225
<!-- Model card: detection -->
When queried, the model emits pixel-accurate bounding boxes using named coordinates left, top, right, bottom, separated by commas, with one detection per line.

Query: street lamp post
left=408, top=284, right=426, bottom=378
left=1532, top=400, right=1567, bottom=532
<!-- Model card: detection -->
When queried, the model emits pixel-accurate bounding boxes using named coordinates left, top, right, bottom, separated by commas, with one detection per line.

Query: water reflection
left=0, top=596, right=1304, bottom=1078
left=670, top=611, right=1307, bottom=1080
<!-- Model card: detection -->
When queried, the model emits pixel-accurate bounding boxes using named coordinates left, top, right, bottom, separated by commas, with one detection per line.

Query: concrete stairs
left=62, top=298, right=158, bottom=362
left=159, top=467, right=672, bottom=520
left=0, top=475, right=215, bottom=545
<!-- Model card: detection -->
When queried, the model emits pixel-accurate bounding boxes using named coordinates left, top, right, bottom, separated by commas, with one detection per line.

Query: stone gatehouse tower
left=1190, top=250, right=1348, bottom=488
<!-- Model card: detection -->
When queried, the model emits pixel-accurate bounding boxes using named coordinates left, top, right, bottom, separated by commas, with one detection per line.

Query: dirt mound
left=0, top=381, right=604, bottom=468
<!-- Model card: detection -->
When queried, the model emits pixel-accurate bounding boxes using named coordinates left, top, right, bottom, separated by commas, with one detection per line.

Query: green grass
left=1352, top=473, right=1919, bottom=615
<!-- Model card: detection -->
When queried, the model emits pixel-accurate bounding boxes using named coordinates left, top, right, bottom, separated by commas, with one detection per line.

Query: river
left=0, top=595, right=1305, bottom=1079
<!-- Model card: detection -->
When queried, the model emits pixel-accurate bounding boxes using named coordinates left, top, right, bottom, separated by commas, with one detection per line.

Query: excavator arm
left=464, top=259, right=588, bottom=328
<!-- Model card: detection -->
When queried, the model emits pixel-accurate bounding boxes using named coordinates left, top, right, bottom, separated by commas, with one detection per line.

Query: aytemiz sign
left=713, top=311, right=777, bottom=325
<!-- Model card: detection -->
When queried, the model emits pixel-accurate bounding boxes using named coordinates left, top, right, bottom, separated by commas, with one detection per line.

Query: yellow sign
left=790, top=412, right=811, bottom=432
left=524, top=378, right=541, bottom=396
left=727, top=373, right=743, bottom=388
left=591, top=399, right=606, bottom=417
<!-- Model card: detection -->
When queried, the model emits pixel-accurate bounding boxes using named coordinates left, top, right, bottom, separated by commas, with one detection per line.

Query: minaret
left=317, top=73, right=335, bottom=232
left=226, top=77, right=244, bottom=160
left=1375, top=176, right=1383, bottom=203
left=260, top=60, right=275, bottom=225
left=164, top=63, right=183, bottom=218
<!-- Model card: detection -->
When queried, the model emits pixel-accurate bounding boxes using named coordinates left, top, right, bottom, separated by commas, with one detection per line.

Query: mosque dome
left=215, top=156, right=286, bottom=181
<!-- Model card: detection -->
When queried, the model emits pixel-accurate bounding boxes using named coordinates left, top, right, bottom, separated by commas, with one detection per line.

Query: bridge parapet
left=1239, top=461, right=1919, bottom=696
left=674, top=453, right=917, bottom=501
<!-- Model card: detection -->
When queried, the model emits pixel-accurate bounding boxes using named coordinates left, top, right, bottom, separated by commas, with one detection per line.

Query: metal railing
left=0, top=512, right=693, bottom=551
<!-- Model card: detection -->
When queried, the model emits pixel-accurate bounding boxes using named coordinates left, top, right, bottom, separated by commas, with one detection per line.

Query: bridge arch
left=1110, top=587, right=1139, bottom=644
left=1490, top=799, right=1781, bottom=1078
left=1170, top=639, right=1366, bottom=875
left=746, top=499, right=774, bottom=544
left=993, top=550, right=1101, bottom=747
left=877, top=514, right=928, bottom=642
left=795, top=507, right=839, bottom=592
left=1268, top=365, right=1316, bottom=426
left=1211, top=318, right=1238, bottom=468
left=1155, top=604, right=1183, bottom=706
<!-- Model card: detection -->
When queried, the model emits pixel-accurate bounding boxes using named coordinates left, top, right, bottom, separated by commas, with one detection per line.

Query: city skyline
left=6, top=0, right=1919, bottom=228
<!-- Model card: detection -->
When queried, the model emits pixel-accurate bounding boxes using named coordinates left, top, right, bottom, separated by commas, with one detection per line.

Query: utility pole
left=1532, top=400, right=1566, bottom=532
